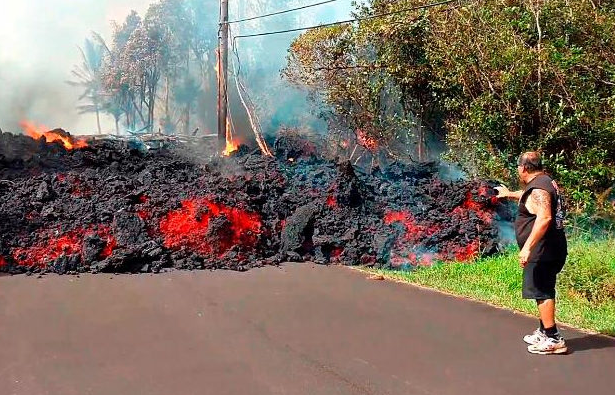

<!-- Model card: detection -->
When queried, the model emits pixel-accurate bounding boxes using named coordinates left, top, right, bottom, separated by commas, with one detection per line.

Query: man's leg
left=537, top=299, right=555, bottom=329
left=529, top=298, right=567, bottom=354
left=537, top=298, right=564, bottom=341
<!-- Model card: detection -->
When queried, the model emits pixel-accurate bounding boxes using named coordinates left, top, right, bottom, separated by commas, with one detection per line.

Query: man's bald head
left=518, top=151, right=543, bottom=173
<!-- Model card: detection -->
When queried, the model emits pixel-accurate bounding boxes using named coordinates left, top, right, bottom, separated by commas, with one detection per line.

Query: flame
left=223, top=139, right=240, bottom=156
left=214, top=48, right=220, bottom=81
left=223, top=117, right=240, bottom=156
left=20, top=120, right=87, bottom=150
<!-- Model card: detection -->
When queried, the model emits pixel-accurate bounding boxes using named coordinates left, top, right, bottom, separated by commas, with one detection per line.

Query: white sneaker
left=523, top=328, right=548, bottom=345
left=528, top=336, right=568, bottom=355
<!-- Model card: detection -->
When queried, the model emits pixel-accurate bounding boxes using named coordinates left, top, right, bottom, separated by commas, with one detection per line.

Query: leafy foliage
left=284, top=0, right=615, bottom=209
left=67, top=36, right=107, bottom=134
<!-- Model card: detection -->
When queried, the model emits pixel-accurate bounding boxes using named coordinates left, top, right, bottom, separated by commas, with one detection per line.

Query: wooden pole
left=217, top=0, right=229, bottom=152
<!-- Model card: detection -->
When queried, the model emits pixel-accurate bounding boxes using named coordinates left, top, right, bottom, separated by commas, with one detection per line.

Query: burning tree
left=283, top=17, right=436, bottom=163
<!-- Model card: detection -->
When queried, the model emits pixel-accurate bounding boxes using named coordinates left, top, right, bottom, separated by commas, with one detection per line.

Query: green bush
left=558, top=238, right=615, bottom=303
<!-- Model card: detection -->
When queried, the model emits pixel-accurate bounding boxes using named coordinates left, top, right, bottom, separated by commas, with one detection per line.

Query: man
left=495, top=152, right=568, bottom=355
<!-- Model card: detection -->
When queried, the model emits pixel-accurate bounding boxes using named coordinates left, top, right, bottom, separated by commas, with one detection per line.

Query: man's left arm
left=520, top=189, right=552, bottom=266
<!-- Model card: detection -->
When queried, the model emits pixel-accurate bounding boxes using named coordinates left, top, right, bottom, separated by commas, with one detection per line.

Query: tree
left=285, top=0, right=615, bottom=209
left=102, top=11, right=144, bottom=131
left=68, top=35, right=107, bottom=134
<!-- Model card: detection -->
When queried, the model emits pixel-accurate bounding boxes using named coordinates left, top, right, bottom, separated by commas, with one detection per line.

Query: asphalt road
left=1, top=264, right=614, bottom=395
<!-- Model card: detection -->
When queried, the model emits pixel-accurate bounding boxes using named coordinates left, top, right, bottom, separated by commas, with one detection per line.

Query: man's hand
left=519, top=247, right=530, bottom=268
left=494, top=185, right=510, bottom=199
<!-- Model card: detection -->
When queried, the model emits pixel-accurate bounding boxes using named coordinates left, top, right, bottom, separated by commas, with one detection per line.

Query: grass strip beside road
left=362, top=238, right=615, bottom=336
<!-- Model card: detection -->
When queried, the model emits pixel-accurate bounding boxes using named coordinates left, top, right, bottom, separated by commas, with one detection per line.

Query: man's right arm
left=495, top=186, right=523, bottom=201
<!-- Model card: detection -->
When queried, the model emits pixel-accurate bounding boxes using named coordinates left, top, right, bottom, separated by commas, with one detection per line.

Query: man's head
left=517, top=151, right=544, bottom=183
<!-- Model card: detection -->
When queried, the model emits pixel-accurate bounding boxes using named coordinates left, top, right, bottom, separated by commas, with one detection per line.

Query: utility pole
left=217, top=0, right=229, bottom=152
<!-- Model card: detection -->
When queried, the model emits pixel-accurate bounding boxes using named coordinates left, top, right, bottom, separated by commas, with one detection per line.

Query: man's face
left=517, top=164, right=526, bottom=183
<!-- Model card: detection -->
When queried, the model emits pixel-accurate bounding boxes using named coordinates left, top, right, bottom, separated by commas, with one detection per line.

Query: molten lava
left=20, top=120, right=88, bottom=150
left=384, top=211, right=441, bottom=242
left=10, top=226, right=115, bottom=268
left=452, top=191, right=494, bottom=224
left=159, top=198, right=261, bottom=255
left=326, top=195, right=337, bottom=208
left=451, top=239, right=480, bottom=261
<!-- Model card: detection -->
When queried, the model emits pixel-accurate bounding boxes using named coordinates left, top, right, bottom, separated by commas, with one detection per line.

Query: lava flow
left=0, top=131, right=511, bottom=275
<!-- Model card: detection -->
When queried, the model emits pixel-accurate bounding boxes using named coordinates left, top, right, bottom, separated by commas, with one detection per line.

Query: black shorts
left=522, top=260, right=566, bottom=300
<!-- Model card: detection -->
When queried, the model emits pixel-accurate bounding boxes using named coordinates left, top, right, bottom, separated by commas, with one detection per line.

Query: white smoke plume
left=0, top=0, right=354, bottom=136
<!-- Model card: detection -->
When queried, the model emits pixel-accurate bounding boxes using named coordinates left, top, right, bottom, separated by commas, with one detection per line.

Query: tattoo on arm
left=528, top=189, right=551, bottom=218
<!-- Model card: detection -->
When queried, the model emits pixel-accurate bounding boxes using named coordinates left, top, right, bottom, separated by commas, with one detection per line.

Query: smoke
left=229, top=1, right=354, bottom=136
left=0, top=1, right=157, bottom=135
left=0, top=0, right=354, bottom=137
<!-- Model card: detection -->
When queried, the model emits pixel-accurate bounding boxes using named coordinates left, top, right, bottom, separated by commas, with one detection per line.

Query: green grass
left=364, top=238, right=615, bottom=336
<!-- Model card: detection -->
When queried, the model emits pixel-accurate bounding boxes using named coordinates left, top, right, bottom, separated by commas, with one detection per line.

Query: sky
left=0, top=0, right=355, bottom=135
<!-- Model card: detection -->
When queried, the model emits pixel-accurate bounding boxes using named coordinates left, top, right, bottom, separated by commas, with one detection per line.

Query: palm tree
left=67, top=36, right=106, bottom=134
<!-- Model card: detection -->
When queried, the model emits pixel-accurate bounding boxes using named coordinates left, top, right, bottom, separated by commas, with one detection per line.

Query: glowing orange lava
left=20, top=120, right=88, bottom=150
left=10, top=226, right=115, bottom=267
left=159, top=198, right=261, bottom=255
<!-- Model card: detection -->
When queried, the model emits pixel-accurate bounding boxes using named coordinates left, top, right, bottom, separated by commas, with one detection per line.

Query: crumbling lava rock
left=0, top=130, right=513, bottom=275
left=281, top=203, right=317, bottom=256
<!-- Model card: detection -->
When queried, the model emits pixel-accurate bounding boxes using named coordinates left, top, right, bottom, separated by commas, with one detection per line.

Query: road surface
left=1, top=264, right=614, bottom=395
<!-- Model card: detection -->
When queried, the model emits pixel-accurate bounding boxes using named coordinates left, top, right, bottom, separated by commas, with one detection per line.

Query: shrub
left=558, top=238, right=615, bottom=303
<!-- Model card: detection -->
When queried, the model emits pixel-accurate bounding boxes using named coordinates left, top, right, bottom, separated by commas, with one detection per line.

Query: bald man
left=496, top=152, right=568, bottom=355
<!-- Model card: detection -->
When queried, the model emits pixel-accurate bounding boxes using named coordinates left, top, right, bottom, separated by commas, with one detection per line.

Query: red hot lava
left=384, top=188, right=494, bottom=265
left=159, top=198, right=262, bottom=255
left=452, top=186, right=497, bottom=224
left=11, top=226, right=116, bottom=268
left=384, top=211, right=442, bottom=243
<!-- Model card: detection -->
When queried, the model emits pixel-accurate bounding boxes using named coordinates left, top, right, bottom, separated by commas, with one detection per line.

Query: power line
left=233, top=0, right=460, bottom=41
left=227, top=0, right=343, bottom=24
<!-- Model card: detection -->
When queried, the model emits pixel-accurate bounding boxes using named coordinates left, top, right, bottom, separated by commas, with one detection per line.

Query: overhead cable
left=227, top=0, right=343, bottom=24
left=232, top=0, right=460, bottom=40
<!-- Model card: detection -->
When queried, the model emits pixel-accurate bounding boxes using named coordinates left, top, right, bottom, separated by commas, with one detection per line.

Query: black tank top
left=515, top=174, right=567, bottom=262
